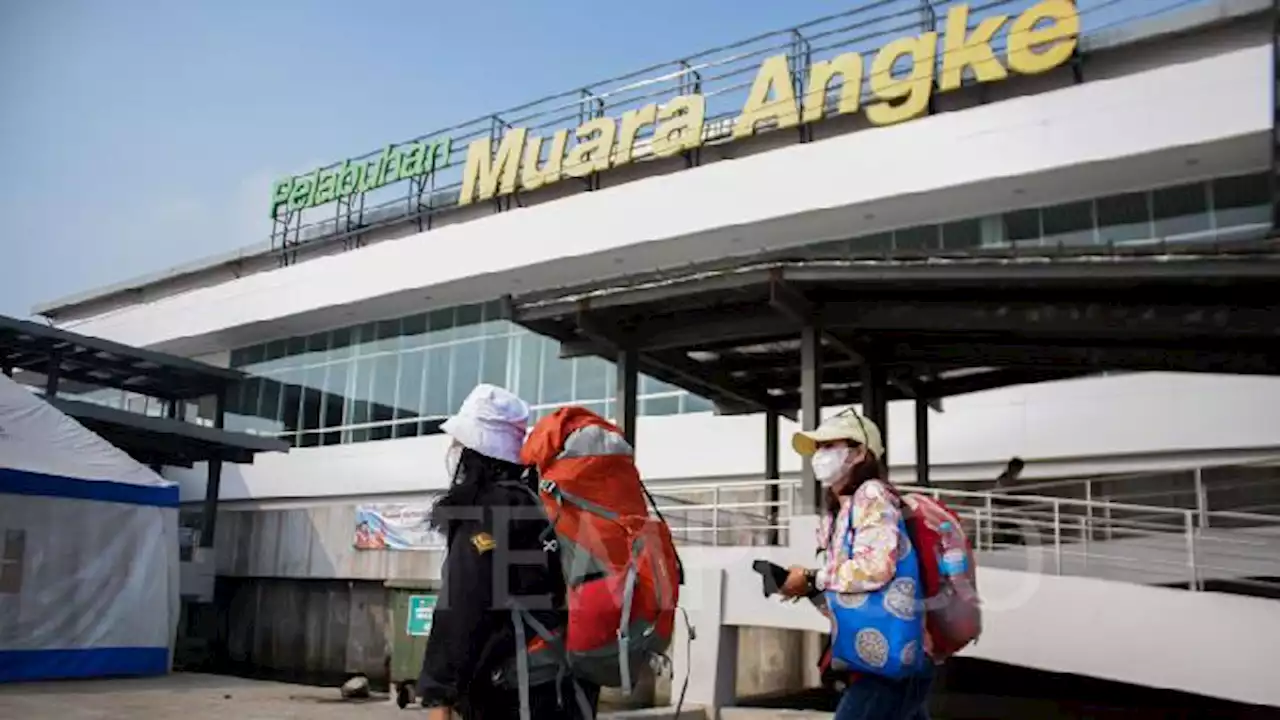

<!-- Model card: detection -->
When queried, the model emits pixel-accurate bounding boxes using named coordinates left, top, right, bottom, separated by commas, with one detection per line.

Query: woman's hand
left=425, top=707, right=452, bottom=720
left=779, top=566, right=812, bottom=598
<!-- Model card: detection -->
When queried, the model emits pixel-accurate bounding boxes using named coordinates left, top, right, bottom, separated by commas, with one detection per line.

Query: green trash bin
left=387, top=581, right=439, bottom=709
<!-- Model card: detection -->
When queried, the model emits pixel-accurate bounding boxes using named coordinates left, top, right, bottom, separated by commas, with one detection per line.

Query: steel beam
left=769, top=273, right=939, bottom=410
left=820, top=300, right=1280, bottom=340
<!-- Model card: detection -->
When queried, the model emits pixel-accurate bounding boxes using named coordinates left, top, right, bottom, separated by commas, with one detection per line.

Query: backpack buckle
left=539, top=478, right=558, bottom=495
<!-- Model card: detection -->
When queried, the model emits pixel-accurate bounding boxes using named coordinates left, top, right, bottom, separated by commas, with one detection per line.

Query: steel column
left=44, top=352, right=62, bottom=398
left=914, top=394, right=930, bottom=487
left=800, top=321, right=823, bottom=513
left=616, top=347, right=639, bottom=447
left=200, top=390, right=227, bottom=549
left=861, top=354, right=888, bottom=466
left=765, top=408, right=781, bottom=544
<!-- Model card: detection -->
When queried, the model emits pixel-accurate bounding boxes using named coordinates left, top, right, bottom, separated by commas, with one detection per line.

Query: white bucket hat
left=440, top=384, right=530, bottom=464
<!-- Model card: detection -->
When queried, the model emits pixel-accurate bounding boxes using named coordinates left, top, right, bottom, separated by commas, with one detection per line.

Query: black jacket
left=417, top=477, right=585, bottom=717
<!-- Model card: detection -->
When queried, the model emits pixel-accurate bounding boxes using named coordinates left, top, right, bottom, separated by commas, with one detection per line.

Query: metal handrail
left=266, top=0, right=1219, bottom=258
left=652, top=476, right=1280, bottom=593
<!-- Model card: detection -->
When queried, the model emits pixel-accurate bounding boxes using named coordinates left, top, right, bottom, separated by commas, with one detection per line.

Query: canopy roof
left=512, top=249, right=1280, bottom=414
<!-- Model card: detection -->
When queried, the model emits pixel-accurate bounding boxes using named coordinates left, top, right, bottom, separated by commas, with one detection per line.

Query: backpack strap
left=639, top=481, right=686, bottom=586
left=509, top=605, right=595, bottom=720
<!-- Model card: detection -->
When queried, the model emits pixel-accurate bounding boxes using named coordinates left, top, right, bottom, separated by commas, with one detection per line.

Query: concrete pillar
left=616, top=347, right=639, bottom=447
left=672, top=568, right=737, bottom=717
left=800, top=322, right=822, bottom=513
left=915, top=394, right=931, bottom=487
left=765, top=409, right=781, bottom=545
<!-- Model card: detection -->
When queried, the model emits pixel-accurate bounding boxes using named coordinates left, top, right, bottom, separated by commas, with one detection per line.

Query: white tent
left=0, top=374, right=179, bottom=682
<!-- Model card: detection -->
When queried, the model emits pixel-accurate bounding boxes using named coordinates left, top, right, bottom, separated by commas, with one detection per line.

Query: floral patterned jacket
left=814, top=479, right=904, bottom=594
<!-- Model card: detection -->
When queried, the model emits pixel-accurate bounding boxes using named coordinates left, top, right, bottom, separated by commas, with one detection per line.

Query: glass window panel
left=515, top=335, right=544, bottom=404
left=1041, top=200, right=1094, bottom=246
left=370, top=354, right=400, bottom=441
left=540, top=339, right=573, bottom=405
left=578, top=401, right=606, bottom=420
left=1153, top=183, right=1209, bottom=239
left=894, top=225, right=940, bottom=251
left=481, top=336, right=510, bottom=388
left=941, top=219, right=981, bottom=249
left=285, top=336, right=306, bottom=359
left=1213, top=173, right=1269, bottom=229
left=1096, top=192, right=1150, bottom=243
left=643, top=395, right=682, bottom=417
left=1002, top=209, right=1040, bottom=243
left=454, top=304, right=485, bottom=340
left=321, top=362, right=348, bottom=447
left=424, top=346, right=452, bottom=417
left=396, top=351, right=425, bottom=439
left=575, top=357, right=611, bottom=402
left=243, top=343, right=267, bottom=366
left=451, top=341, right=482, bottom=411
left=329, top=327, right=354, bottom=360
left=369, top=319, right=402, bottom=356
left=848, top=232, right=892, bottom=255
left=300, top=365, right=326, bottom=435
left=352, top=323, right=379, bottom=357
left=683, top=394, right=716, bottom=414
left=230, top=348, right=249, bottom=368
left=401, top=314, right=428, bottom=349
left=348, top=358, right=375, bottom=442
left=427, top=308, right=456, bottom=344
left=281, top=368, right=306, bottom=433
left=258, top=376, right=283, bottom=429
left=641, top=375, right=679, bottom=396
left=303, top=332, right=331, bottom=365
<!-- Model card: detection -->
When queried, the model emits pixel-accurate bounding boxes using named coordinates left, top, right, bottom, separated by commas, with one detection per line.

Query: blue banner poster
left=354, top=502, right=445, bottom=551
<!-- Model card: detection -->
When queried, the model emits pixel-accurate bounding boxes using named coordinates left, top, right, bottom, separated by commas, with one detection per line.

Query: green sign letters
left=270, top=137, right=451, bottom=219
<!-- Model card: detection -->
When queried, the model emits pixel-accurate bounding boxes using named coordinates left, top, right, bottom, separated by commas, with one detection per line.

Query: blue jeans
left=833, top=663, right=934, bottom=720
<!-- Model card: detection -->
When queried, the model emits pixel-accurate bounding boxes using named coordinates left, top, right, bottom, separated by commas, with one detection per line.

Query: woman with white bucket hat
left=417, top=384, right=599, bottom=720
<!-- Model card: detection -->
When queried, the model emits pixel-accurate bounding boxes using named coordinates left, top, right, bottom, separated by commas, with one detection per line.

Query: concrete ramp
left=671, top=517, right=1280, bottom=712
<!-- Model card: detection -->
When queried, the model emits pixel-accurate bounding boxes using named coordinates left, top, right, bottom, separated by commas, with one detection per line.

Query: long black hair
left=429, top=445, right=528, bottom=537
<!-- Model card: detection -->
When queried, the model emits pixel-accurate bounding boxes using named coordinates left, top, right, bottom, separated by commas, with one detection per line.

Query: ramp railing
left=651, top=478, right=1280, bottom=593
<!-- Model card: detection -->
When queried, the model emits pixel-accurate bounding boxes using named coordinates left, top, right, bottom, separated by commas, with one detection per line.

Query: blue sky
left=0, top=0, right=1185, bottom=319
left=0, top=0, right=859, bottom=318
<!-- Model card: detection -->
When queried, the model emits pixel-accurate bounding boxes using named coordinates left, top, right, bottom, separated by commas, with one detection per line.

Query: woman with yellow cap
left=778, top=408, right=935, bottom=720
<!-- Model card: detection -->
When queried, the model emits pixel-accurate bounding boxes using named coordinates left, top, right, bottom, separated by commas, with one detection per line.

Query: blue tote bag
left=825, top=515, right=927, bottom=680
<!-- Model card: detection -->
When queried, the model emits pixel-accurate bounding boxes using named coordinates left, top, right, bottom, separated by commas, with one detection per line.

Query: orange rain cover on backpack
left=519, top=407, right=681, bottom=692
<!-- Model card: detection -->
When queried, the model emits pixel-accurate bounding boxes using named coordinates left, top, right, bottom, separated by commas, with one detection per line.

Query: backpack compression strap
left=510, top=605, right=595, bottom=720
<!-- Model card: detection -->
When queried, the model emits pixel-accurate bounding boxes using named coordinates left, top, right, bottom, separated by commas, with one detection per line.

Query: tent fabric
left=0, top=374, right=179, bottom=683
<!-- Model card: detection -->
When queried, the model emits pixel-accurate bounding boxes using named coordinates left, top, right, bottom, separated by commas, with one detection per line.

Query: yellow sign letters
left=458, top=0, right=1078, bottom=207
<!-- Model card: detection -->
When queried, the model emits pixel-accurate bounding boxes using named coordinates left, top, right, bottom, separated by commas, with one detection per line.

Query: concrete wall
left=61, top=35, right=1271, bottom=356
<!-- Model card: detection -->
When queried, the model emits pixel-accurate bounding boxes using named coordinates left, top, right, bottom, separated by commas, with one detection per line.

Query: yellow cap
left=791, top=408, right=884, bottom=459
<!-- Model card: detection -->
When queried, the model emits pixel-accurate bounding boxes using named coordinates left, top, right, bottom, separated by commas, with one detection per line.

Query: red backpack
left=896, top=492, right=982, bottom=660
left=512, top=407, right=682, bottom=714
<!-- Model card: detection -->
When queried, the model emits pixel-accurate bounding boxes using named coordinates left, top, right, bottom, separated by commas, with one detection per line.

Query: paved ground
left=0, top=674, right=408, bottom=720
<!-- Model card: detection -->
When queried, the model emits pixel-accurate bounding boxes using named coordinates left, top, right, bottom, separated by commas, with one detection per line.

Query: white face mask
left=445, top=442, right=463, bottom=480
left=811, top=446, right=852, bottom=485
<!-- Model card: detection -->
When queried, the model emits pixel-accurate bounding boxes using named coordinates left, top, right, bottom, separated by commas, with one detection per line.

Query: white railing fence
left=651, top=472, right=1280, bottom=595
